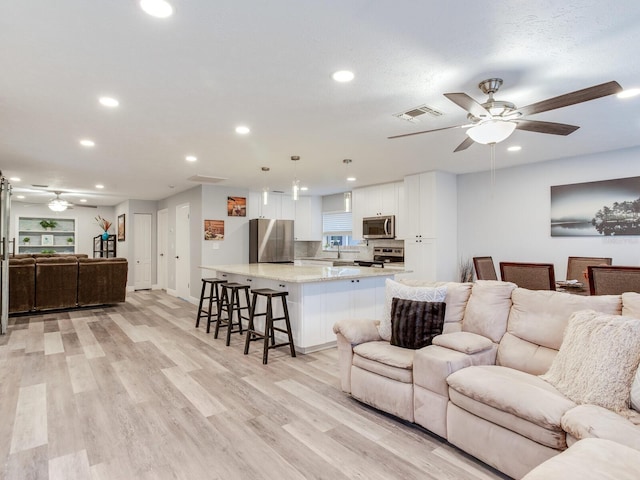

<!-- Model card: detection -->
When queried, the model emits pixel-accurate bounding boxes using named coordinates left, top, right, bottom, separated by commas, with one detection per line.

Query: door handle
left=175, top=256, right=179, bottom=259
left=160, top=253, right=164, bottom=256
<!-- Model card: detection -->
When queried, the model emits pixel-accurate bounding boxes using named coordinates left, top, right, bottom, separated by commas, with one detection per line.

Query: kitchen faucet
left=332, top=240, right=341, bottom=259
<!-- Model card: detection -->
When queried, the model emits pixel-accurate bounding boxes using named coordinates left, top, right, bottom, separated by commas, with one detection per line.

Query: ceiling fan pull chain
left=490, top=143, right=496, bottom=195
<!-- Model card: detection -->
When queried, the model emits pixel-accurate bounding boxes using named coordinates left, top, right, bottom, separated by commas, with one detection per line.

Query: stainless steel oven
left=362, top=215, right=395, bottom=239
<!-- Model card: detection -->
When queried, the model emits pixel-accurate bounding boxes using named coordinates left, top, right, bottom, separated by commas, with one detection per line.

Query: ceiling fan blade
left=515, top=119, right=580, bottom=136
left=444, top=93, right=491, bottom=118
left=387, top=124, right=469, bottom=139
left=515, top=81, right=622, bottom=117
left=453, top=136, right=475, bottom=152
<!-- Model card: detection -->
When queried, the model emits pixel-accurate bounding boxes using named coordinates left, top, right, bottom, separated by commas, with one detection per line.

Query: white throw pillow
left=379, top=278, right=447, bottom=341
left=541, top=310, right=640, bottom=414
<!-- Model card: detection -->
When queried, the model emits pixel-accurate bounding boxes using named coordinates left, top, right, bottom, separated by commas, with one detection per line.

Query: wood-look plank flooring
left=0, top=290, right=510, bottom=480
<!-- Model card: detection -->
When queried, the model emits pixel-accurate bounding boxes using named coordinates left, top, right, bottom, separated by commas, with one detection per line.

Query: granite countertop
left=200, top=263, right=403, bottom=283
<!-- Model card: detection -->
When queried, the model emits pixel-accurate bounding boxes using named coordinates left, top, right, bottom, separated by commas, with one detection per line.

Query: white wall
left=457, top=146, right=640, bottom=279
left=11, top=202, right=116, bottom=256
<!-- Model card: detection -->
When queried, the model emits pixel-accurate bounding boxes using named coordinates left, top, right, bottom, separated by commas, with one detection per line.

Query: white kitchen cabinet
left=294, top=196, right=322, bottom=241
left=402, top=171, right=457, bottom=281
left=352, top=182, right=402, bottom=240
left=248, top=192, right=295, bottom=220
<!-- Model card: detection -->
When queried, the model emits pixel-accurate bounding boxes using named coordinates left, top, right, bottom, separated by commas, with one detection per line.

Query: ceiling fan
left=47, top=191, right=98, bottom=211
left=388, top=78, right=623, bottom=152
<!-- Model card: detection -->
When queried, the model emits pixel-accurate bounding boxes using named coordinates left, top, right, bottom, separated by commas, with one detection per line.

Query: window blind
left=322, top=212, right=352, bottom=235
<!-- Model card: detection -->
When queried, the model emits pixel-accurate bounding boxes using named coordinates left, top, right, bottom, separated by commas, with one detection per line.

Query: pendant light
left=261, top=167, right=270, bottom=205
left=343, top=159, right=354, bottom=212
left=291, top=155, right=300, bottom=201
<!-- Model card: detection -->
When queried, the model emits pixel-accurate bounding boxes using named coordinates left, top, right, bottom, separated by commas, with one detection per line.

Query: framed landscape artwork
left=117, top=214, right=126, bottom=241
left=204, top=220, right=224, bottom=240
left=550, top=176, right=640, bottom=236
left=227, top=196, right=246, bottom=217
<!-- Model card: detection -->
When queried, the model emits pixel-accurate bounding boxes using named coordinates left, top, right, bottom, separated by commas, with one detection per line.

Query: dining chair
left=473, top=256, right=498, bottom=280
left=499, top=262, right=556, bottom=290
left=566, top=256, right=612, bottom=293
left=588, top=266, right=640, bottom=295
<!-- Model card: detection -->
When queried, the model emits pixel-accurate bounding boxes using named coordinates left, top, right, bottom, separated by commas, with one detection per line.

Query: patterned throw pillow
left=390, top=298, right=446, bottom=350
left=380, top=279, right=447, bottom=341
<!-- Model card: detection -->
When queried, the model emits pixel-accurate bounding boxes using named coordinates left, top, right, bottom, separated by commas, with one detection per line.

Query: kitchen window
left=322, top=211, right=356, bottom=249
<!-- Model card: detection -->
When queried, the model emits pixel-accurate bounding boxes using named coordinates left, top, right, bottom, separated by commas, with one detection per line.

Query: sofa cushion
left=390, top=298, right=445, bottom=349
left=397, top=280, right=472, bottom=333
left=379, top=279, right=447, bottom=341
left=541, top=310, right=640, bottom=415
left=447, top=365, right=575, bottom=448
left=352, top=341, right=414, bottom=384
left=462, top=280, right=515, bottom=343
left=432, top=331, right=494, bottom=354
left=497, top=289, right=622, bottom=375
left=521, top=438, right=640, bottom=480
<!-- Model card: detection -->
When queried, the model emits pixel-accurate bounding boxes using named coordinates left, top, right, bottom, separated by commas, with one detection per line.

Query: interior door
left=133, top=213, right=152, bottom=290
left=175, top=203, right=191, bottom=300
left=157, top=209, right=168, bottom=290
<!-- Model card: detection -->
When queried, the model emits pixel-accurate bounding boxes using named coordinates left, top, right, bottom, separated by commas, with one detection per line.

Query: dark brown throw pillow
left=390, top=297, right=446, bottom=349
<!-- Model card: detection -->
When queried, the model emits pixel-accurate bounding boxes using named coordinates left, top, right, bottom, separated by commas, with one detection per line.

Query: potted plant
left=23, top=237, right=30, bottom=245
left=95, top=215, right=113, bottom=240
left=67, top=237, right=74, bottom=244
left=39, top=219, right=58, bottom=231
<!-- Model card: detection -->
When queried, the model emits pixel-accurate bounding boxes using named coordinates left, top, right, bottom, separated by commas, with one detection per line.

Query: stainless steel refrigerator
left=249, top=219, right=294, bottom=263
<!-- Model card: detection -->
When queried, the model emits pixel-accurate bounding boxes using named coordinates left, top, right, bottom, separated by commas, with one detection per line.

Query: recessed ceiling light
left=9, top=177, right=20, bottom=182
left=16, top=195, right=25, bottom=199
left=235, top=126, right=250, bottom=134
left=347, top=176, right=356, bottom=182
left=507, top=146, right=522, bottom=152
left=140, top=0, right=173, bottom=18
left=95, top=184, right=104, bottom=189
left=332, top=70, right=354, bottom=82
left=185, top=155, right=197, bottom=162
left=80, top=139, right=95, bottom=147
left=618, top=88, right=640, bottom=99
left=80, top=199, right=87, bottom=203
left=300, top=186, right=309, bottom=191
left=99, top=96, right=119, bottom=107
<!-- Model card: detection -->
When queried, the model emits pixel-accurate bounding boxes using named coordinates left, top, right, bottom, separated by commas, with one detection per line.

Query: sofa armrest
left=414, top=342, right=498, bottom=397
left=332, top=319, right=381, bottom=345
left=432, top=331, right=494, bottom=354
left=333, top=320, right=381, bottom=394
left=562, top=404, right=640, bottom=451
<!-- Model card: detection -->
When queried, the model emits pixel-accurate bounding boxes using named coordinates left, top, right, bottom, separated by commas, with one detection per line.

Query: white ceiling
left=3, top=1, right=640, bottom=207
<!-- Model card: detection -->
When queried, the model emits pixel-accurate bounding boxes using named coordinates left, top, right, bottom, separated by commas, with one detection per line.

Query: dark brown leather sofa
left=9, top=257, right=36, bottom=313
left=78, top=257, right=128, bottom=306
left=9, top=254, right=128, bottom=313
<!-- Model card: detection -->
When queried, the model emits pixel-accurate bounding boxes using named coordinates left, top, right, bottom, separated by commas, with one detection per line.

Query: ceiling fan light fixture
left=49, top=198, right=68, bottom=212
left=467, top=120, right=517, bottom=145
left=140, top=0, right=173, bottom=18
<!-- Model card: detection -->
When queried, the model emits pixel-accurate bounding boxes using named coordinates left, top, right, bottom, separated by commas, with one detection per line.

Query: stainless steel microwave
left=362, top=215, right=395, bottom=239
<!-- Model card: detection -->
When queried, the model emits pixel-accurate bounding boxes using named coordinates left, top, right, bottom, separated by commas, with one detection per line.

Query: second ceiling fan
left=388, top=78, right=622, bottom=152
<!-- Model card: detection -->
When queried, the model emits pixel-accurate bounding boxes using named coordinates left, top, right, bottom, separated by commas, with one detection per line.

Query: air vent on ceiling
left=187, top=175, right=228, bottom=184
left=393, top=104, right=444, bottom=123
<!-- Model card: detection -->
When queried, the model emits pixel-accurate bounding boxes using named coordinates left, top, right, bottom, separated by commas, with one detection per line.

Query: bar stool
left=214, top=282, right=251, bottom=346
left=244, top=288, right=296, bottom=364
left=195, top=278, right=226, bottom=332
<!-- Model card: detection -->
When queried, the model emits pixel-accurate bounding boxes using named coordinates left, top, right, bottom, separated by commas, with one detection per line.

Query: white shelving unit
left=16, top=216, right=76, bottom=254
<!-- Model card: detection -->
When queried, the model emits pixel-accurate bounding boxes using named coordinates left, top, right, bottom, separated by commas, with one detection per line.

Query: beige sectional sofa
left=333, top=279, right=640, bottom=479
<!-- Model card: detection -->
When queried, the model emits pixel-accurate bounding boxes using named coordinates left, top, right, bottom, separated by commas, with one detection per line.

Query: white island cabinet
left=201, top=263, right=397, bottom=353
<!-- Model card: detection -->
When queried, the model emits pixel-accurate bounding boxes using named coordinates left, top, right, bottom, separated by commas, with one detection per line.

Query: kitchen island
left=200, top=263, right=401, bottom=353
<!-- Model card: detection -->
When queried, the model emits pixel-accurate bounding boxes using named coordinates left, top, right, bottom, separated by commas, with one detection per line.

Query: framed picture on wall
left=227, top=196, right=246, bottom=217
left=204, top=219, right=224, bottom=240
left=117, top=214, right=126, bottom=241
left=551, top=176, right=640, bottom=237
left=41, top=234, right=54, bottom=246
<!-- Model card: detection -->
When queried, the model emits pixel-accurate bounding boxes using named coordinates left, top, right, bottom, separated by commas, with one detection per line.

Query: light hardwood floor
left=0, top=290, right=510, bottom=480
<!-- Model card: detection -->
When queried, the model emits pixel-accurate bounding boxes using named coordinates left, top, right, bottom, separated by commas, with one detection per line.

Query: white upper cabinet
left=294, top=196, right=322, bottom=241
left=248, top=192, right=295, bottom=220
left=352, top=181, right=402, bottom=240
